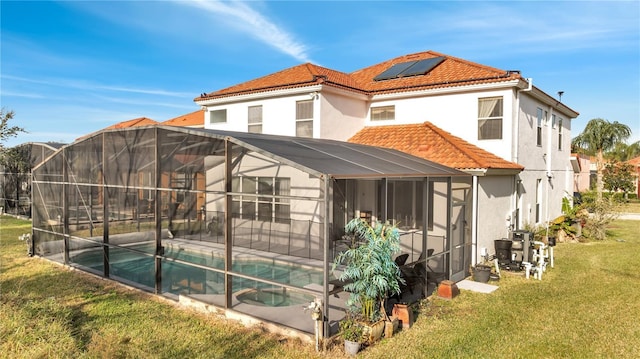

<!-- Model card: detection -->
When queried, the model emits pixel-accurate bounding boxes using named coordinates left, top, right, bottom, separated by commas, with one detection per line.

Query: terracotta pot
left=392, top=303, right=414, bottom=329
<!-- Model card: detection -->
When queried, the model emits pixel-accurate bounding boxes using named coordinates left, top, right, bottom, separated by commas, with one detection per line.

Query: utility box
left=511, top=230, right=533, bottom=264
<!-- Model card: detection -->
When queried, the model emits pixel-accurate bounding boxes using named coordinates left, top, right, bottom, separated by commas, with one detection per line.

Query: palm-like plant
left=332, top=218, right=404, bottom=323
left=571, top=118, right=631, bottom=200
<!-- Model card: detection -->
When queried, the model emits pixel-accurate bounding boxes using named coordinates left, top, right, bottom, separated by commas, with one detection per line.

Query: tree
left=607, top=141, right=640, bottom=162
left=571, top=118, right=631, bottom=200
left=603, top=160, right=635, bottom=196
left=0, top=108, right=26, bottom=150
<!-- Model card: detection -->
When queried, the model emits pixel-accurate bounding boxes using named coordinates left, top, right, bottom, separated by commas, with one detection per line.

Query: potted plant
left=332, top=218, right=405, bottom=343
left=339, top=316, right=364, bottom=356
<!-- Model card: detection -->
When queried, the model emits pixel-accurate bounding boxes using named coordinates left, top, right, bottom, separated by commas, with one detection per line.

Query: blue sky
left=1, top=0, right=639, bottom=148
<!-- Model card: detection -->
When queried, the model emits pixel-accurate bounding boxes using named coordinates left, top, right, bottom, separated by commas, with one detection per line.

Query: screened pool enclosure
left=31, top=126, right=472, bottom=337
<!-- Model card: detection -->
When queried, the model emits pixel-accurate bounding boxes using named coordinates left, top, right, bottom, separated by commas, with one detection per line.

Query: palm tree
left=607, top=141, right=640, bottom=162
left=571, top=118, right=631, bottom=200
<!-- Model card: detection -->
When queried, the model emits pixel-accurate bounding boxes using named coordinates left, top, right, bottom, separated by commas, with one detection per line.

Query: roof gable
left=105, top=117, right=157, bottom=129
left=197, top=63, right=362, bottom=101
left=348, top=122, right=523, bottom=172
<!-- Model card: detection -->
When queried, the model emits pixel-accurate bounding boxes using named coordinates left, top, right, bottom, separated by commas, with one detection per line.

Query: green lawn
left=2, top=216, right=639, bottom=358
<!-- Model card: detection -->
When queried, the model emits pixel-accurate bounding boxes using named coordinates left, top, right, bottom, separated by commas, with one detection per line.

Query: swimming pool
left=69, top=242, right=324, bottom=307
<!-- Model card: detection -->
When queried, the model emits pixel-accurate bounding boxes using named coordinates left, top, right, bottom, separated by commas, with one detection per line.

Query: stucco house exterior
left=193, top=50, right=579, bottom=264
left=570, top=153, right=592, bottom=193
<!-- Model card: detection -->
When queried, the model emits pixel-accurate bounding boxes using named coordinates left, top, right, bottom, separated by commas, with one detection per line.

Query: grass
left=617, top=201, right=640, bottom=214
left=2, top=215, right=640, bottom=358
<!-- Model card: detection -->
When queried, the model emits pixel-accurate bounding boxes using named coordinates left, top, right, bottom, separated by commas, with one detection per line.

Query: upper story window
left=551, top=114, right=557, bottom=129
left=536, top=108, right=544, bottom=146
left=477, top=97, right=503, bottom=140
left=371, top=105, right=395, bottom=121
left=248, top=105, right=262, bottom=134
left=558, top=118, right=563, bottom=151
left=210, top=109, right=227, bottom=124
left=296, top=100, right=313, bottom=137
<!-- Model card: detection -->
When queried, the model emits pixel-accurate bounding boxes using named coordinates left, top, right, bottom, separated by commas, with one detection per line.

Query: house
left=161, top=109, right=205, bottom=128
left=194, top=50, right=579, bottom=262
left=625, top=156, right=640, bottom=197
left=348, top=122, right=523, bottom=263
left=570, top=153, right=592, bottom=193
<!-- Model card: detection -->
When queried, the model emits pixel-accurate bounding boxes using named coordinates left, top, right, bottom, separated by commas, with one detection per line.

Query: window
left=232, top=176, right=290, bottom=223
left=371, top=105, right=395, bottom=121
left=296, top=100, right=313, bottom=137
left=536, top=108, right=543, bottom=146
left=210, top=109, right=227, bottom=124
left=477, top=97, right=503, bottom=140
left=558, top=118, right=563, bottom=150
left=551, top=114, right=556, bottom=129
left=248, top=105, right=262, bottom=134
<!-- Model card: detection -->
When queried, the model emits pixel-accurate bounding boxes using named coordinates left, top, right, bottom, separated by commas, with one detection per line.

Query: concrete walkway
left=616, top=212, right=640, bottom=220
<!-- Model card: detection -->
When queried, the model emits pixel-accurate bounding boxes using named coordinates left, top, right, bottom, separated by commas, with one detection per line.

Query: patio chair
left=394, top=253, right=409, bottom=266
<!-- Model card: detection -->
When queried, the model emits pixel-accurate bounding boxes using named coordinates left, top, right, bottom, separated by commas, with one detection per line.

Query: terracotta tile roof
left=104, top=117, right=157, bottom=129
left=351, top=50, right=521, bottom=94
left=162, top=109, right=204, bottom=127
left=197, top=50, right=522, bottom=101
left=197, top=63, right=363, bottom=101
left=348, top=122, right=523, bottom=171
left=626, top=156, right=640, bottom=167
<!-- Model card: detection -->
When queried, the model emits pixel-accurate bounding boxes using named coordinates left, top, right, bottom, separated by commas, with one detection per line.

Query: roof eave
left=371, top=79, right=521, bottom=101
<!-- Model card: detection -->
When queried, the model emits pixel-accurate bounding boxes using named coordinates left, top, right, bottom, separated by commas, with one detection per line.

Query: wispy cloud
left=2, top=74, right=192, bottom=98
left=176, top=0, right=312, bottom=63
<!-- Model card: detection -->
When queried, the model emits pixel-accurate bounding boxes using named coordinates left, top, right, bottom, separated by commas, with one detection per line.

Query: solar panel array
left=373, top=56, right=445, bottom=81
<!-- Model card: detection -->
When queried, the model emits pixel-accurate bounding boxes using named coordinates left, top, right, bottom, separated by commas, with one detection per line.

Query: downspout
left=512, top=78, right=533, bottom=164
left=471, top=175, right=478, bottom=265
left=512, top=78, right=532, bottom=232
left=545, top=105, right=555, bottom=238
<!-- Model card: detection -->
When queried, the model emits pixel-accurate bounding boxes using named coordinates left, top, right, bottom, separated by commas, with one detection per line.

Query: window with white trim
left=296, top=100, right=313, bottom=137
left=371, top=105, right=395, bottom=121
left=477, top=97, right=503, bottom=140
left=558, top=118, right=563, bottom=150
left=210, top=109, right=227, bottom=124
left=248, top=105, right=262, bottom=134
left=231, top=176, right=290, bottom=223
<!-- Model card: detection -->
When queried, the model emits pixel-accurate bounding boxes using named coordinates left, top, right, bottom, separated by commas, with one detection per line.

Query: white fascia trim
left=527, top=87, right=579, bottom=118
left=370, top=80, right=522, bottom=101
left=195, top=85, right=324, bottom=106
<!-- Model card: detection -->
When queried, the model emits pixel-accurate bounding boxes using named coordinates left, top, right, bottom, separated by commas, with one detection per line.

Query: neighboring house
left=77, top=117, right=158, bottom=141
left=626, top=156, right=640, bottom=197
left=194, top=50, right=579, bottom=262
left=162, top=109, right=205, bottom=128
left=570, top=153, right=591, bottom=193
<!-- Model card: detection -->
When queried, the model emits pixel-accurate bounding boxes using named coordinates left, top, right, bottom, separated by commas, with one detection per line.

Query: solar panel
left=373, top=56, right=446, bottom=81
left=400, top=57, right=445, bottom=77
left=373, top=61, right=418, bottom=81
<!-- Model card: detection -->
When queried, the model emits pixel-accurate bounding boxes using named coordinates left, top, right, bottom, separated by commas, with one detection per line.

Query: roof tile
left=348, top=122, right=523, bottom=171
left=162, top=109, right=204, bottom=127
left=198, top=50, right=522, bottom=101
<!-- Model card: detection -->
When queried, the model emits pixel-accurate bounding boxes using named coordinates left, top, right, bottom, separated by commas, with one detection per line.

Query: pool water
left=236, top=288, right=316, bottom=307
left=69, top=243, right=323, bottom=306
